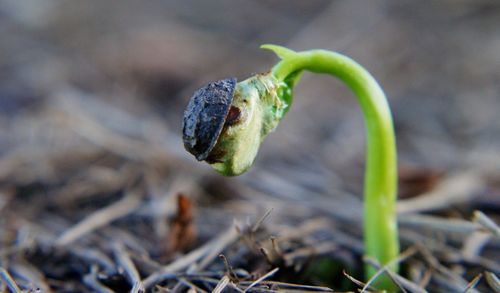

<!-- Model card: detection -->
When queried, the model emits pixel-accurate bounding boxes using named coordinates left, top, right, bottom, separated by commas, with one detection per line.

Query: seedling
left=182, top=45, right=399, bottom=290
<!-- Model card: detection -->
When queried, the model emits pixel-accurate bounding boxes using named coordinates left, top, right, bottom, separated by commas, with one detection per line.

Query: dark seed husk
left=182, top=78, right=236, bottom=161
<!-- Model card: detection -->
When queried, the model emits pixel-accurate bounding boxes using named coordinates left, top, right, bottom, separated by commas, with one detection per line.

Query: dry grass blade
left=83, top=266, right=115, bottom=293
left=9, top=262, right=51, bottom=292
left=243, top=267, right=279, bottom=292
left=213, top=275, right=231, bottom=293
left=71, top=246, right=117, bottom=275
left=143, top=224, right=239, bottom=288
left=112, top=243, right=144, bottom=293
left=399, top=214, right=480, bottom=234
left=56, top=191, right=142, bottom=246
left=251, top=208, right=273, bottom=233
left=55, top=103, right=171, bottom=162
left=342, top=270, right=371, bottom=289
left=432, top=274, right=478, bottom=293
left=283, top=242, right=338, bottom=266
left=473, top=211, right=500, bottom=237
left=0, top=3, right=498, bottom=292
left=0, top=268, right=21, bottom=293
left=397, top=172, right=484, bottom=214
left=463, top=273, right=482, bottom=293
left=240, top=281, right=335, bottom=292
left=362, top=247, right=421, bottom=293
left=177, top=278, right=210, bottom=293
left=485, top=272, right=500, bottom=293
left=462, top=231, right=491, bottom=260
left=142, top=251, right=204, bottom=289
left=418, top=245, right=479, bottom=293
left=364, top=258, right=428, bottom=293
left=361, top=260, right=405, bottom=293
left=131, top=282, right=145, bottom=293
left=195, top=224, right=242, bottom=272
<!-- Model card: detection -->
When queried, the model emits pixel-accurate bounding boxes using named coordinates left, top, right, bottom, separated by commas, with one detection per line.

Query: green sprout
left=182, top=45, right=399, bottom=290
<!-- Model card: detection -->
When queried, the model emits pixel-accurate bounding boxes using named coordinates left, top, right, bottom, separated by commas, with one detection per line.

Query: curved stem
left=271, top=49, right=398, bottom=289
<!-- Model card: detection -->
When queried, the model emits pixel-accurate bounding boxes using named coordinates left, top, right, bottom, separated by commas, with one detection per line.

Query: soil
left=0, top=1, right=499, bottom=292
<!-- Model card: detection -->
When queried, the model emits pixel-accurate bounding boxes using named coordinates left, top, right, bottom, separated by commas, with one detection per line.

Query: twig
left=55, top=191, right=141, bottom=246
left=219, top=254, right=238, bottom=282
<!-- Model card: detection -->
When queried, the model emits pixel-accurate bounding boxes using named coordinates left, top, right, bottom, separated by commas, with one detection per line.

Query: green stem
left=268, top=47, right=399, bottom=290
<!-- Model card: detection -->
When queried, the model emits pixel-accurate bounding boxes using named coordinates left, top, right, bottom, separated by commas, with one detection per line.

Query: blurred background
left=0, top=0, right=499, bottom=292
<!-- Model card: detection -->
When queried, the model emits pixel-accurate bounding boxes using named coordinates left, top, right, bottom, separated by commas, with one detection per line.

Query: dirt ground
left=0, top=1, right=499, bottom=292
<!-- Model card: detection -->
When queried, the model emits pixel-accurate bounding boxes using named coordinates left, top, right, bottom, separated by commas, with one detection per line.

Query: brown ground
left=0, top=1, right=499, bottom=292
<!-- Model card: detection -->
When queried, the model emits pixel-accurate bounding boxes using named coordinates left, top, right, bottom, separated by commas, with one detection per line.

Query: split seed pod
left=182, top=78, right=237, bottom=161
left=182, top=73, right=287, bottom=176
